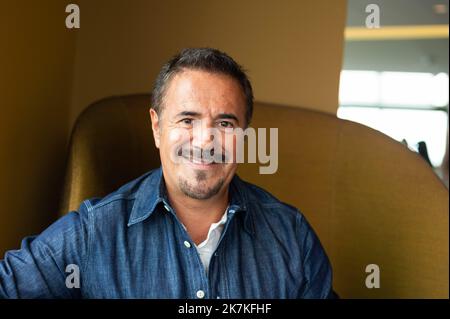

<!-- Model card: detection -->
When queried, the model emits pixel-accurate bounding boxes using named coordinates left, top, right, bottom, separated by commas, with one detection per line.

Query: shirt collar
left=127, top=167, right=254, bottom=236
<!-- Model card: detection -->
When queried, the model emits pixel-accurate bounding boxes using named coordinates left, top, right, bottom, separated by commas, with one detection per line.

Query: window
left=338, top=71, right=449, bottom=167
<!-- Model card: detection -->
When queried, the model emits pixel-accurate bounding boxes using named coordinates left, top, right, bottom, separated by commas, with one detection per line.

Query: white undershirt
left=189, top=211, right=228, bottom=275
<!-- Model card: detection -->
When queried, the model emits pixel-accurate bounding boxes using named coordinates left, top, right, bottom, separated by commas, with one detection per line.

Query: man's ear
left=149, top=108, right=161, bottom=148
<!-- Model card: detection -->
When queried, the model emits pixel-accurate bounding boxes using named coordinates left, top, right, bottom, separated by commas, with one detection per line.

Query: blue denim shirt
left=0, top=167, right=333, bottom=299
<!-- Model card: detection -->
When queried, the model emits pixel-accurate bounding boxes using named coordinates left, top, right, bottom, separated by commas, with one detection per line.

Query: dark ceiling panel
left=343, top=39, right=449, bottom=73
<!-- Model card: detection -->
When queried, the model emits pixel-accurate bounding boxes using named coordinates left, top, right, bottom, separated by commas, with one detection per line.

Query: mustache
left=174, top=145, right=231, bottom=163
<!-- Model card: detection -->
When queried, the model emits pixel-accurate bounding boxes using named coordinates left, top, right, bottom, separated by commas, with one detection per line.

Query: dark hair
left=151, top=48, right=254, bottom=126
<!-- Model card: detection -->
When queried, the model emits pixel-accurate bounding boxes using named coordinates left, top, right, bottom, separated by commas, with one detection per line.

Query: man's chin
left=178, top=175, right=225, bottom=200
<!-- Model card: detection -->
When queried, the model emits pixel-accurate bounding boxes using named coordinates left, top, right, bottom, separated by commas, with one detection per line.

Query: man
left=0, top=48, right=334, bottom=298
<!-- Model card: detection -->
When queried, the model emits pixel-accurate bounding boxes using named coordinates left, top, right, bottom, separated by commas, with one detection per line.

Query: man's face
left=150, top=69, right=247, bottom=200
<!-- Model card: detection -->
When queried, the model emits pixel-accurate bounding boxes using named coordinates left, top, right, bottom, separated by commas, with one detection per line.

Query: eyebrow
left=216, top=113, right=239, bottom=124
left=175, top=111, right=201, bottom=118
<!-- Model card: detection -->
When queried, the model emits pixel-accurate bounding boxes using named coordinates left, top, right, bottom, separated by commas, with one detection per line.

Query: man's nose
left=191, top=120, right=215, bottom=149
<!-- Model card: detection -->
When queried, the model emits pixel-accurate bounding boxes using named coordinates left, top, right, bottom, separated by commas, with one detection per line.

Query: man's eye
left=181, top=118, right=193, bottom=125
left=219, top=121, right=233, bottom=128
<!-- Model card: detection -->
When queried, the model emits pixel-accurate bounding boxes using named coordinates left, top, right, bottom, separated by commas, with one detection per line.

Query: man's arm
left=0, top=204, right=89, bottom=299
left=295, top=212, right=335, bottom=299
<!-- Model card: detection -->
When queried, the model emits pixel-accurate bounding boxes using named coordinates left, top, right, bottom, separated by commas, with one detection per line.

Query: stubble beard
left=178, top=169, right=225, bottom=200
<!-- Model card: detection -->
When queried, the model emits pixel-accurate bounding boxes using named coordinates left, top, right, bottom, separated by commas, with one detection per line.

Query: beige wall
left=70, top=0, right=347, bottom=127
left=0, top=1, right=76, bottom=254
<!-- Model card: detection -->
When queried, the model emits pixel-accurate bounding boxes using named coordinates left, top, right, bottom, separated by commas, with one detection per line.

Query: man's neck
left=166, top=184, right=229, bottom=245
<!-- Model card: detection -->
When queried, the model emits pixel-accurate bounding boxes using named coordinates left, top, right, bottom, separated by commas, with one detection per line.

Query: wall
left=0, top=0, right=76, bottom=254
left=70, top=0, right=347, bottom=127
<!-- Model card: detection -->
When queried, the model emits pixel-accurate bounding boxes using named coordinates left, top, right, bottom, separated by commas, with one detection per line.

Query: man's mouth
left=176, top=146, right=227, bottom=165
left=182, top=155, right=216, bottom=165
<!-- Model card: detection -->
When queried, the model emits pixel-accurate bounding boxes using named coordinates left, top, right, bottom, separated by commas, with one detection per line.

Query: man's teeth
left=179, top=152, right=219, bottom=164
left=192, top=158, right=211, bottom=164
left=183, top=156, right=214, bottom=164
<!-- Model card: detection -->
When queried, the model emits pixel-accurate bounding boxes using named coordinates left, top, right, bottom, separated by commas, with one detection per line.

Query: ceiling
left=343, top=0, right=449, bottom=73
left=347, top=0, right=449, bottom=26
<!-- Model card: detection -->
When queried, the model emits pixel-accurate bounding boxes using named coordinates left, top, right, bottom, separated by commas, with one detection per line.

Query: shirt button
left=163, top=204, right=170, bottom=212
left=196, top=290, right=205, bottom=299
left=183, top=241, right=191, bottom=248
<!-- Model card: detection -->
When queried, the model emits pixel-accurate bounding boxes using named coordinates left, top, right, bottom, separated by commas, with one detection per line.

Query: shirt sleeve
left=0, top=203, right=90, bottom=299
left=295, top=212, right=335, bottom=299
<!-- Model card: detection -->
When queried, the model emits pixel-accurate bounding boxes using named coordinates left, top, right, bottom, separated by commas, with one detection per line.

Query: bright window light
left=339, top=70, right=449, bottom=108
left=339, top=71, right=379, bottom=105
left=431, top=73, right=449, bottom=107
left=380, top=72, right=434, bottom=106
left=338, top=70, right=449, bottom=167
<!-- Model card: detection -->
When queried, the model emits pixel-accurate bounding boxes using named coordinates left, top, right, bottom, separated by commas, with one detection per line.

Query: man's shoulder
left=79, top=169, right=157, bottom=216
left=236, top=176, right=300, bottom=218
left=237, top=177, right=317, bottom=251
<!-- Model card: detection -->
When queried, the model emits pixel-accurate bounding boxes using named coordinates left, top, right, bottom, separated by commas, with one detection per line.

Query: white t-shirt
left=194, top=212, right=228, bottom=275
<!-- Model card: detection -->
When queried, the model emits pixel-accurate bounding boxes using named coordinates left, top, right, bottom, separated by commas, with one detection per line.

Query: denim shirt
left=0, top=167, right=334, bottom=299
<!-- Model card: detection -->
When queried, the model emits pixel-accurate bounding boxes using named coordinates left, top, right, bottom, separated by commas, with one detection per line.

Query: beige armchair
left=61, top=94, right=449, bottom=298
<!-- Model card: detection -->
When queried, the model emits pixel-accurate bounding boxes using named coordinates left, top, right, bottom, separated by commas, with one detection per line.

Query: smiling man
left=0, top=48, right=334, bottom=299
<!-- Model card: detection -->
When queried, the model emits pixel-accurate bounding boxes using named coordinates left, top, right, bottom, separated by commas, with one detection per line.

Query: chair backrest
left=61, top=94, right=449, bottom=298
